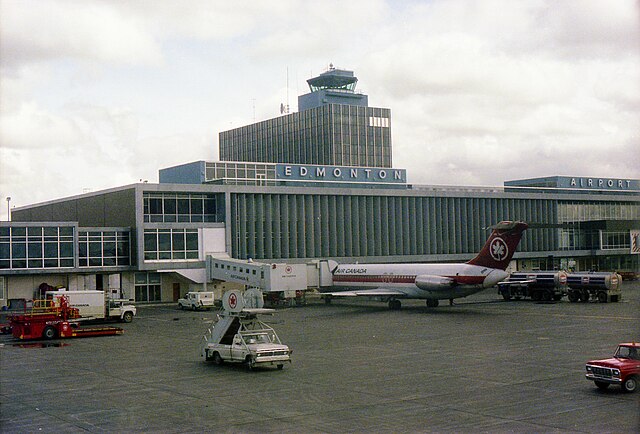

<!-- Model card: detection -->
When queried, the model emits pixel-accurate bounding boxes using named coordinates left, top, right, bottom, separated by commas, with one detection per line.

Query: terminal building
left=1, top=66, right=639, bottom=306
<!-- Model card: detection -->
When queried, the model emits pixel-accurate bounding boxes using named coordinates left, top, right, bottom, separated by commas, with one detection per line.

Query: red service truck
left=585, top=343, right=640, bottom=393
left=9, top=296, right=124, bottom=340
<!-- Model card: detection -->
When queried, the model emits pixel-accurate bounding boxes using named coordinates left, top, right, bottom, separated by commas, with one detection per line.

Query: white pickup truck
left=178, top=292, right=214, bottom=310
left=202, top=309, right=292, bottom=370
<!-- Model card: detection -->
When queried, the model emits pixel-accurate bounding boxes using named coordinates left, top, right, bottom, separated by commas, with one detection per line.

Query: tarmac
left=1, top=281, right=639, bottom=433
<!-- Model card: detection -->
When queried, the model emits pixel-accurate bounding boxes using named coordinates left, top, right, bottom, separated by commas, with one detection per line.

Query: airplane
left=320, top=221, right=529, bottom=309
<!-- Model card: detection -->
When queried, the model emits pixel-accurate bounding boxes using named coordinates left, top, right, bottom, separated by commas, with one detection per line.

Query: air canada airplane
left=320, top=221, right=529, bottom=309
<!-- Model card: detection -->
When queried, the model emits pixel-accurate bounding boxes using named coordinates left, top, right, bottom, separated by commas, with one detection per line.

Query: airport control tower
left=219, top=65, right=392, bottom=168
left=297, top=65, right=368, bottom=111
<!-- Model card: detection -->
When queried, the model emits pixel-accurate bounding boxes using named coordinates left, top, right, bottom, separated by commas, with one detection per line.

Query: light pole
left=6, top=196, right=10, bottom=221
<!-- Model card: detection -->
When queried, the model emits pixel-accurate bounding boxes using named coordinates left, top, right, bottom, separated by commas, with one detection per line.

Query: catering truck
left=46, top=290, right=136, bottom=322
left=585, top=343, right=640, bottom=393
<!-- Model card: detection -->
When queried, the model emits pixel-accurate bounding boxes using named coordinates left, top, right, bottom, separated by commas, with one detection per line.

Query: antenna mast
left=280, top=67, right=290, bottom=115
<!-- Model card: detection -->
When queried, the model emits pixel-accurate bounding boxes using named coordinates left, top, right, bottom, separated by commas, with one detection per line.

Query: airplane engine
left=414, top=275, right=456, bottom=290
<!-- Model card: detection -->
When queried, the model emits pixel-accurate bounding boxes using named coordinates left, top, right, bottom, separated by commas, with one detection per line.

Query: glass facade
left=134, top=272, right=161, bottom=302
left=558, top=201, right=640, bottom=222
left=558, top=201, right=640, bottom=251
left=143, top=228, right=199, bottom=261
left=205, top=162, right=276, bottom=186
left=78, top=230, right=131, bottom=267
left=0, top=226, right=75, bottom=269
left=143, top=192, right=222, bottom=223
left=219, top=104, right=392, bottom=168
left=601, top=231, right=631, bottom=250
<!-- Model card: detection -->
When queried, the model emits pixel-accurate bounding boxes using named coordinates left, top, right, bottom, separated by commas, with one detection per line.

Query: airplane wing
left=322, top=288, right=408, bottom=297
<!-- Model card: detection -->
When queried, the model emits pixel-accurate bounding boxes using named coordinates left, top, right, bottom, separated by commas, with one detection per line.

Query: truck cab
left=585, top=343, right=640, bottom=392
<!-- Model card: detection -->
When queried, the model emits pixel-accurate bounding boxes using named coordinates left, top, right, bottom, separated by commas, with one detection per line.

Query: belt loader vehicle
left=201, top=290, right=292, bottom=370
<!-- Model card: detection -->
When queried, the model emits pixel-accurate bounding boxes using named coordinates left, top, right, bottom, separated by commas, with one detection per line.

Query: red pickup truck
left=585, top=343, right=640, bottom=392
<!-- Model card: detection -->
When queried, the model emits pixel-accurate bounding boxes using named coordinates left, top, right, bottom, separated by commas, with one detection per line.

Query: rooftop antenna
left=280, top=66, right=290, bottom=115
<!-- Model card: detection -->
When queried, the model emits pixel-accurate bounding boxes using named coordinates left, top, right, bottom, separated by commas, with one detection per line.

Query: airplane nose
left=484, top=269, right=508, bottom=288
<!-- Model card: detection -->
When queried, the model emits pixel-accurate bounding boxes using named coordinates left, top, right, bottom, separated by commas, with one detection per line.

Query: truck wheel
left=277, top=364, right=284, bottom=370
left=245, top=356, right=255, bottom=370
left=622, top=376, right=638, bottom=393
left=212, top=352, right=223, bottom=365
left=501, top=292, right=512, bottom=301
left=594, top=381, right=610, bottom=390
left=553, top=294, right=563, bottom=301
left=122, top=311, right=134, bottom=323
left=568, top=291, right=579, bottom=302
left=531, top=291, right=542, bottom=302
left=542, top=291, right=552, bottom=302
left=580, top=290, right=590, bottom=302
left=597, top=292, right=608, bottom=303
left=42, top=326, right=57, bottom=340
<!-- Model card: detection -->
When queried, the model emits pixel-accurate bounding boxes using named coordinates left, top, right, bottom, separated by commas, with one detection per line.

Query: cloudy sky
left=1, top=0, right=639, bottom=219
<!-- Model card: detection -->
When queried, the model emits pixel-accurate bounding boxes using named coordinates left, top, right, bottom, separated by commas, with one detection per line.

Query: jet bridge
left=206, top=257, right=308, bottom=295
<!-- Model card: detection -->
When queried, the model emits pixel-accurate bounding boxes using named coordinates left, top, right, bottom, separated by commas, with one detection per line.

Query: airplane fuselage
left=328, top=263, right=508, bottom=300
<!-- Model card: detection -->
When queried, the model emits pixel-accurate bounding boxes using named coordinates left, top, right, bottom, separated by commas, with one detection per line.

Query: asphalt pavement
left=1, top=281, right=639, bottom=433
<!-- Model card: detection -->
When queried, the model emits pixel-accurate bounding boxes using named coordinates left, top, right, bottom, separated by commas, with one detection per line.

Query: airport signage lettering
left=565, top=177, right=638, bottom=191
left=277, top=164, right=406, bottom=184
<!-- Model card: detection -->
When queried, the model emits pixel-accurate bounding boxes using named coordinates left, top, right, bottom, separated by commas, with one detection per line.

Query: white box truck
left=46, top=290, right=136, bottom=323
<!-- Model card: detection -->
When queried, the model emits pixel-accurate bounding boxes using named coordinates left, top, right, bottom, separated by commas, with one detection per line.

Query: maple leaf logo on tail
left=490, top=238, right=508, bottom=262
left=467, top=221, right=528, bottom=270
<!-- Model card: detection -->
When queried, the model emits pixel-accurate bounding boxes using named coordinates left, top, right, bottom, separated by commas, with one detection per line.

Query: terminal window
left=78, top=230, right=130, bottom=267
left=143, top=192, right=220, bottom=223
left=0, top=226, right=74, bottom=270
left=134, top=272, right=161, bottom=302
left=143, top=228, right=198, bottom=261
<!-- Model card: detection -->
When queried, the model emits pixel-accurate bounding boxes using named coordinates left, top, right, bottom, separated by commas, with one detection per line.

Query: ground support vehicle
left=586, top=343, right=640, bottom=393
left=201, top=290, right=291, bottom=370
left=497, top=271, right=568, bottom=301
left=8, top=297, right=123, bottom=340
left=178, top=291, right=214, bottom=310
left=264, top=290, right=307, bottom=307
left=566, top=272, right=622, bottom=303
left=46, top=290, right=136, bottom=322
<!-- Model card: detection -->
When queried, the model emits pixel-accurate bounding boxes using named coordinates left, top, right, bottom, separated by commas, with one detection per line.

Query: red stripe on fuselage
left=333, top=275, right=486, bottom=285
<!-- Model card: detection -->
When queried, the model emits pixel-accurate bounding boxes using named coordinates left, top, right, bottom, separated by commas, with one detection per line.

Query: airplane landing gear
left=388, top=299, right=402, bottom=310
left=426, top=299, right=439, bottom=308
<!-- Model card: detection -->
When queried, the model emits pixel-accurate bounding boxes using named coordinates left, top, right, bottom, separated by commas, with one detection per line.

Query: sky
left=1, top=0, right=639, bottom=220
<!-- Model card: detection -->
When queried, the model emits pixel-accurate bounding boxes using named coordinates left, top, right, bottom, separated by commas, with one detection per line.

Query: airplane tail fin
left=467, top=221, right=528, bottom=270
